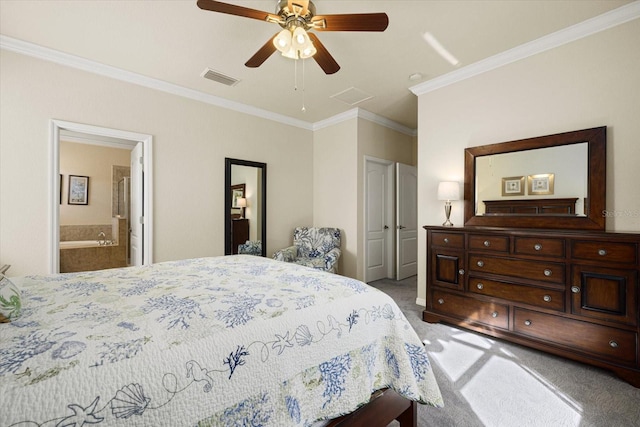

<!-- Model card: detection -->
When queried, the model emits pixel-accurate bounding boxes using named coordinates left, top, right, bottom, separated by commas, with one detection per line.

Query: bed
left=0, top=255, right=443, bottom=426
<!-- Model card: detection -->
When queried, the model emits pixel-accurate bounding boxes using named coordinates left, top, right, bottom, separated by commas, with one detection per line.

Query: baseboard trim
left=416, top=298, right=426, bottom=307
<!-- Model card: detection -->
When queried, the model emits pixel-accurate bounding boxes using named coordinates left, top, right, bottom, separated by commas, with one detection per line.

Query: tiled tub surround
left=59, top=218, right=127, bottom=273
left=60, top=224, right=114, bottom=242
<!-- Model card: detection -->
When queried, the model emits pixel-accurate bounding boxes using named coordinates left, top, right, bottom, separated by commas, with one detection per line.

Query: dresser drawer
left=514, top=237, right=565, bottom=258
left=469, top=254, right=565, bottom=284
left=431, top=232, right=464, bottom=249
left=469, top=277, right=564, bottom=312
left=469, top=235, right=509, bottom=252
left=432, top=290, right=509, bottom=329
left=572, top=240, right=638, bottom=265
left=514, top=308, right=637, bottom=365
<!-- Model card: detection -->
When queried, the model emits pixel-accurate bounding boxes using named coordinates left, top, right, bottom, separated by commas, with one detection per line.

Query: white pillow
left=0, top=274, right=21, bottom=323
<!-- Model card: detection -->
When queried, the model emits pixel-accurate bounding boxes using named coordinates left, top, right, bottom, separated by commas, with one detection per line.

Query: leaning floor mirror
left=224, top=158, right=267, bottom=256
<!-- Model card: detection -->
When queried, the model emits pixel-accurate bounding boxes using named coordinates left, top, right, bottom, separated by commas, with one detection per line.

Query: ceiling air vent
left=201, top=68, right=240, bottom=87
left=330, top=87, right=373, bottom=106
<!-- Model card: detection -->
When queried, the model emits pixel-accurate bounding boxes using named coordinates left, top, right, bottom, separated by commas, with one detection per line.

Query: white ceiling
left=0, top=0, right=633, bottom=130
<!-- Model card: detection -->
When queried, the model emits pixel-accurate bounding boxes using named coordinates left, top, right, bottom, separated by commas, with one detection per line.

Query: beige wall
left=0, top=50, right=313, bottom=276
left=313, top=119, right=358, bottom=277
left=417, top=19, right=640, bottom=303
left=60, top=141, right=130, bottom=225
left=312, top=117, right=416, bottom=280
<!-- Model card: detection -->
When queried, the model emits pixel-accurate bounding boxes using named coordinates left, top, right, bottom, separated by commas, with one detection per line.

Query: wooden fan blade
left=312, top=13, right=389, bottom=32
left=245, top=34, right=278, bottom=68
left=308, top=33, right=340, bottom=75
left=197, top=0, right=279, bottom=22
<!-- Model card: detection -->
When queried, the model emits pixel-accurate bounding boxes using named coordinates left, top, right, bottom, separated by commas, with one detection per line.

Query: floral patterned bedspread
left=0, top=256, right=443, bottom=426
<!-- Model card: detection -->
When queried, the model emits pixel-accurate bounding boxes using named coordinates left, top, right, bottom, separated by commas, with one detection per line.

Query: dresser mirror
left=225, top=158, right=267, bottom=256
left=464, top=126, right=606, bottom=230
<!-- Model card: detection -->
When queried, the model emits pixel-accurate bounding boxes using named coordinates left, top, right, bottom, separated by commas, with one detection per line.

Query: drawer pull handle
left=543, top=269, right=552, bottom=277
left=491, top=311, right=498, bottom=318
left=477, top=260, right=484, bottom=267
left=534, top=243, right=542, bottom=251
left=476, top=283, right=484, bottom=290
left=571, top=286, right=581, bottom=294
left=484, top=240, right=491, bottom=247
left=437, top=298, right=445, bottom=305
left=458, top=269, right=465, bottom=275
left=543, top=295, right=552, bottom=302
left=598, top=249, right=607, bottom=256
left=443, top=238, right=449, bottom=244
left=524, top=320, right=532, bottom=326
left=609, top=340, right=618, bottom=348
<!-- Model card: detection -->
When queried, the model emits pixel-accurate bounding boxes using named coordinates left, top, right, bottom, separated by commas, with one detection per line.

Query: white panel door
left=130, top=142, right=144, bottom=266
left=396, top=163, right=418, bottom=280
left=365, top=160, right=392, bottom=282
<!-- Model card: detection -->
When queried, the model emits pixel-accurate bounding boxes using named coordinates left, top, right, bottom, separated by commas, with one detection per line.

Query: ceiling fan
left=197, top=0, right=389, bottom=75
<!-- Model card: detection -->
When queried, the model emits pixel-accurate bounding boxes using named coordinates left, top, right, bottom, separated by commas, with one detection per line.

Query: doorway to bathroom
left=50, top=120, right=153, bottom=274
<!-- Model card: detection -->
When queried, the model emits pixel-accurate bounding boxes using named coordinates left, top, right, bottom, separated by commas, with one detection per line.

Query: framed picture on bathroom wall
left=68, top=175, right=89, bottom=205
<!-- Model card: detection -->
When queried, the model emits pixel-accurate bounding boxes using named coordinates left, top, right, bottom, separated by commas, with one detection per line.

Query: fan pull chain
left=301, top=58, right=306, bottom=113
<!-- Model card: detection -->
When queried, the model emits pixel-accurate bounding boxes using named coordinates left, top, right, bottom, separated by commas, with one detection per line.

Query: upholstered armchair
left=273, top=227, right=341, bottom=273
left=238, top=240, right=262, bottom=256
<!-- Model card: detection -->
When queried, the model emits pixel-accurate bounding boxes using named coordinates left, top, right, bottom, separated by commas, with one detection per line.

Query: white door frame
left=49, top=119, right=153, bottom=273
left=362, top=156, right=395, bottom=282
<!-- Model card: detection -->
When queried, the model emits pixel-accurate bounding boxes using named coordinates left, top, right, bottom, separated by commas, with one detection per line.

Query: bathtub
left=59, top=239, right=126, bottom=273
left=60, top=240, right=103, bottom=249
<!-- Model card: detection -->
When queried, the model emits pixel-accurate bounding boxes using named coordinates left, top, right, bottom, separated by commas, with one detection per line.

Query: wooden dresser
left=423, top=225, right=640, bottom=387
left=231, top=219, right=249, bottom=255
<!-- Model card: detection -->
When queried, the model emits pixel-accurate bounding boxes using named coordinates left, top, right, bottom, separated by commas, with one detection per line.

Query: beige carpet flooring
left=369, top=276, right=640, bottom=427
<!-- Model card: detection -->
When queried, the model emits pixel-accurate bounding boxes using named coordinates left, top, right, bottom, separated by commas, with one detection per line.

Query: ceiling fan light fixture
left=274, top=24, right=316, bottom=59
left=292, top=26, right=310, bottom=49
left=281, top=46, right=299, bottom=59
left=273, top=28, right=292, bottom=53
left=299, top=43, right=317, bottom=59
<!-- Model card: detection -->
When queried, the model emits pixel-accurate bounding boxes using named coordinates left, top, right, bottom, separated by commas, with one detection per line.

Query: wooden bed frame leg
left=396, top=399, right=417, bottom=427
left=325, top=389, right=418, bottom=427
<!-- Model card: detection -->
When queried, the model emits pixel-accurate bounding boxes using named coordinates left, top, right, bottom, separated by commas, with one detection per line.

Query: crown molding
left=410, top=1, right=640, bottom=96
left=312, top=109, right=359, bottom=131
left=357, top=108, right=417, bottom=137
left=1, top=35, right=415, bottom=135
left=0, top=35, right=314, bottom=131
left=313, top=108, right=417, bottom=137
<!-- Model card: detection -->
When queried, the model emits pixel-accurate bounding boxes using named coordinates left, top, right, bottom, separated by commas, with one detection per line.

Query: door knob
left=384, top=225, right=389, bottom=229
left=397, top=225, right=406, bottom=229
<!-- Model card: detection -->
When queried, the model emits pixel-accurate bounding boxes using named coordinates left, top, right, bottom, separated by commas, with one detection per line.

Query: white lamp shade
left=236, top=197, right=247, bottom=208
left=437, top=181, right=460, bottom=201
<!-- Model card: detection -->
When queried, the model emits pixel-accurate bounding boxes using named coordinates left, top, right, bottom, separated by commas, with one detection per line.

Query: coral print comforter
left=0, top=256, right=443, bottom=426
